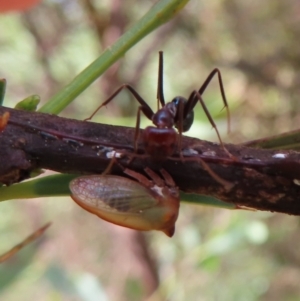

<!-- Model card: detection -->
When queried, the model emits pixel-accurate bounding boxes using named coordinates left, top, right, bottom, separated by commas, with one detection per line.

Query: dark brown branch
left=1, top=106, right=300, bottom=215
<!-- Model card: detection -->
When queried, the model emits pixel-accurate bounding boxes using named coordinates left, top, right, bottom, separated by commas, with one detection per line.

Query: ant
left=85, top=51, right=230, bottom=160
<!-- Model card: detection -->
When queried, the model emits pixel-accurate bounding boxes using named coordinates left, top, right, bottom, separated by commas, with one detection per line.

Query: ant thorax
left=152, top=102, right=177, bottom=128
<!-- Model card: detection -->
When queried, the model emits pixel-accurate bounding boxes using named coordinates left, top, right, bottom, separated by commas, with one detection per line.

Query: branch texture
left=1, top=106, right=300, bottom=215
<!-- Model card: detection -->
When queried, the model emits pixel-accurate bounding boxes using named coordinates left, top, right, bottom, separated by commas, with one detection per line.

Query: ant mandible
left=85, top=51, right=230, bottom=160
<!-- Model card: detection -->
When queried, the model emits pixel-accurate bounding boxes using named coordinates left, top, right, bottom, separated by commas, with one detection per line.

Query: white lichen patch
left=202, top=150, right=216, bottom=157
left=151, top=185, right=164, bottom=197
left=293, top=179, right=300, bottom=186
left=237, top=205, right=257, bottom=211
left=106, top=150, right=122, bottom=158
left=182, top=148, right=199, bottom=156
left=272, top=153, right=287, bottom=159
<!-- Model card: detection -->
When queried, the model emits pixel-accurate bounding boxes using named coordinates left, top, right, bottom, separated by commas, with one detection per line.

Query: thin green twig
left=39, top=0, right=190, bottom=115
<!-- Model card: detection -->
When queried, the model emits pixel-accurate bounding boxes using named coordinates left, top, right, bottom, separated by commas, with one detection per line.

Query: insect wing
left=70, top=175, right=164, bottom=232
left=70, top=175, right=158, bottom=213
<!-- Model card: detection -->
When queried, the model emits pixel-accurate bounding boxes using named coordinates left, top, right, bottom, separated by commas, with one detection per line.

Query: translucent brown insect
left=69, top=168, right=180, bottom=237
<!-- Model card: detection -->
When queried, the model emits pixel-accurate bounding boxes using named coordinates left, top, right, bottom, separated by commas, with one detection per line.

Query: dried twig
left=1, top=106, right=300, bottom=215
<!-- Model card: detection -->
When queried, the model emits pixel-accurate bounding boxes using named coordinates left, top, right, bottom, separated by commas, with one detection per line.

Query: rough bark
left=1, top=106, right=300, bottom=215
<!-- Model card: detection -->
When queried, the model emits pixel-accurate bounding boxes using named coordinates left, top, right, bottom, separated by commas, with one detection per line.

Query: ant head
left=172, top=97, right=194, bottom=132
left=176, top=109, right=194, bottom=132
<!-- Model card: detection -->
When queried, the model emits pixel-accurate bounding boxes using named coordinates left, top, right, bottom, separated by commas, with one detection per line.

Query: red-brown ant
left=85, top=51, right=230, bottom=159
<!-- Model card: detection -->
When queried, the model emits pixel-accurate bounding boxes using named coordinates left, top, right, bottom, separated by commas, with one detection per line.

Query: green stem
left=39, top=0, right=190, bottom=115
left=0, top=174, right=234, bottom=209
left=0, top=174, right=76, bottom=201
left=0, top=78, right=6, bottom=106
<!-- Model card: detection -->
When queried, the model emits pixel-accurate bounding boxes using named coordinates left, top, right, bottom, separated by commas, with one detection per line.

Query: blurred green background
left=1, top=0, right=300, bottom=300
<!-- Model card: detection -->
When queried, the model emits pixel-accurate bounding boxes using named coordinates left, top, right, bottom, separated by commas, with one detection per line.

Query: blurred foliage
left=14, top=94, right=40, bottom=111
left=0, top=78, right=6, bottom=106
left=1, top=0, right=300, bottom=300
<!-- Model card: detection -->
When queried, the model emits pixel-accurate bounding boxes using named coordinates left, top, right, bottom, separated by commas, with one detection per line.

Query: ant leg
left=144, top=167, right=165, bottom=186
left=185, top=69, right=230, bottom=133
left=191, top=90, right=233, bottom=158
left=133, top=106, right=145, bottom=153
left=197, top=158, right=234, bottom=192
left=84, top=84, right=154, bottom=121
left=159, top=169, right=176, bottom=187
left=101, top=154, right=118, bottom=175
left=167, top=154, right=234, bottom=191
left=175, top=98, right=185, bottom=159
left=201, top=69, right=230, bottom=133
left=156, top=51, right=165, bottom=109
left=123, top=168, right=153, bottom=188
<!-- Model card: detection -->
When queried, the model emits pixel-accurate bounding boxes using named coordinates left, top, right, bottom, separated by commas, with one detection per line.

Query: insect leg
left=199, top=68, right=230, bottom=133
left=173, top=97, right=185, bottom=159
left=144, top=167, right=165, bottom=186
left=157, top=51, right=165, bottom=109
left=197, top=158, right=234, bottom=192
left=85, top=84, right=155, bottom=121
left=159, top=169, right=176, bottom=187
left=133, top=105, right=147, bottom=153
left=123, top=168, right=153, bottom=188
left=191, top=90, right=233, bottom=158
left=185, top=69, right=230, bottom=133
